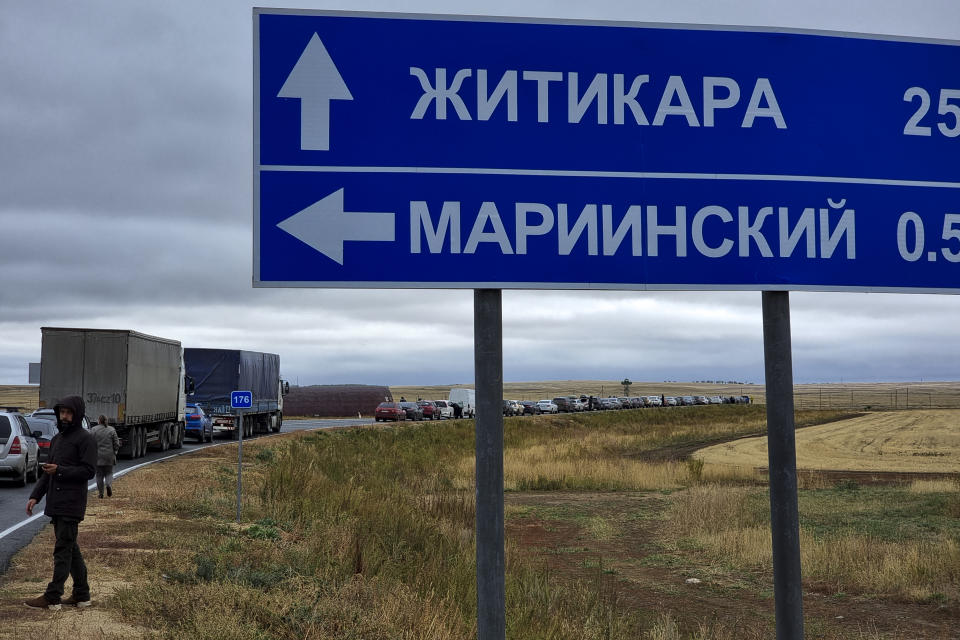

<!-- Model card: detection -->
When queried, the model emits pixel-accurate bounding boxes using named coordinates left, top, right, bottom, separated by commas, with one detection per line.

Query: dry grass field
left=391, top=380, right=960, bottom=410
left=0, top=385, right=39, bottom=412
left=2, top=408, right=958, bottom=639
left=695, top=409, right=960, bottom=473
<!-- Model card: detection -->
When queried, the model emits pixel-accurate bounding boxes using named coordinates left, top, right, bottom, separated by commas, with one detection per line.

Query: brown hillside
left=284, top=384, right=392, bottom=417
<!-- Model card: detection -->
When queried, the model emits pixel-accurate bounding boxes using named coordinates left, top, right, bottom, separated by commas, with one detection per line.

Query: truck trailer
left=38, top=327, right=188, bottom=458
left=184, top=348, right=287, bottom=439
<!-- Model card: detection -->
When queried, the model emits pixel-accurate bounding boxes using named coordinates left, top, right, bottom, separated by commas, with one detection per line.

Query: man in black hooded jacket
left=24, top=395, right=97, bottom=610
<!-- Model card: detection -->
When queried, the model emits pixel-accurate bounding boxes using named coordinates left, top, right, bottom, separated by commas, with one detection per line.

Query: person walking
left=24, top=395, right=97, bottom=610
left=90, top=415, right=119, bottom=498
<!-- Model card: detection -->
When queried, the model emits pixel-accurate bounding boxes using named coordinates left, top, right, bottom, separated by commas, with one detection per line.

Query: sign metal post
left=237, top=411, right=244, bottom=523
left=231, top=390, right=254, bottom=524
left=474, top=289, right=505, bottom=640
left=762, top=291, right=803, bottom=639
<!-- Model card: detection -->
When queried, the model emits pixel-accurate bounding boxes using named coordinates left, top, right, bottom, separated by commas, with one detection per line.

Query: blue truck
left=184, top=348, right=288, bottom=439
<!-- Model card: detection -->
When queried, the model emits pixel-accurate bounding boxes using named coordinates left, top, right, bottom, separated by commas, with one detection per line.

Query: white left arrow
left=277, top=189, right=395, bottom=265
left=277, top=33, right=353, bottom=151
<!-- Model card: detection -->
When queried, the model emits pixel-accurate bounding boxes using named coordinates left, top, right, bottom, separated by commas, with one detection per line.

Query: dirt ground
left=0, top=497, right=154, bottom=640
left=505, top=491, right=960, bottom=639
left=695, top=410, right=960, bottom=474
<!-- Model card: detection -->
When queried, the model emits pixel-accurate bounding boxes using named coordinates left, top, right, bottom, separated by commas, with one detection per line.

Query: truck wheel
left=138, top=427, right=146, bottom=458
left=160, top=424, right=170, bottom=452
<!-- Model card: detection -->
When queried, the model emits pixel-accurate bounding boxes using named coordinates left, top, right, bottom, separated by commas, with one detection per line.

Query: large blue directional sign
left=255, top=10, right=960, bottom=292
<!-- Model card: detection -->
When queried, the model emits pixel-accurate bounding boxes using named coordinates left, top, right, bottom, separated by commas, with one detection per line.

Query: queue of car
left=504, top=393, right=751, bottom=415
left=374, top=399, right=462, bottom=422
left=375, top=393, right=751, bottom=421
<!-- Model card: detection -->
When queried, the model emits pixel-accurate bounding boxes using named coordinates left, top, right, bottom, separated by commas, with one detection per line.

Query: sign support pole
left=474, top=288, right=505, bottom=640
left=761, top=291, right=804, bottom=639
left=237, top=411, right=244, bottom=524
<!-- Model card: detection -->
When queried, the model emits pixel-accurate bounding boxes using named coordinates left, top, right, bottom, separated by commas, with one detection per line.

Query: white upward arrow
left=277, top=189, right=395, bottom=265
left=277, top=33, right=353, bottom=151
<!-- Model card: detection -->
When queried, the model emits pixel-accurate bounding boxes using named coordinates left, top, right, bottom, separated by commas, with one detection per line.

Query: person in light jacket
left=90, top=415, right=120, bottom=498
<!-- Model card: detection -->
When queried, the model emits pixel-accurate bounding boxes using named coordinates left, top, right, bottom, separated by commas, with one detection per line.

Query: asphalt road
left=0, top=417, right=371, bottom=573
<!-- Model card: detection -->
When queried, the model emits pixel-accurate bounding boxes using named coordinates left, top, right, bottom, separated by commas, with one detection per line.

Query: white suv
left=433, top=400, right=455, bottom=419
left=0, top=410, right=40, bottom=486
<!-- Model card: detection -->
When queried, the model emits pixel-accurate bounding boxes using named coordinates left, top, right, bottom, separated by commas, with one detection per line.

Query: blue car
left=184, top=404, right=213, bottom=442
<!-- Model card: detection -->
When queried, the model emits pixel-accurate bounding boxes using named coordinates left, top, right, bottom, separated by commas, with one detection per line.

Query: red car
left=375, top=402, right=406, bottom=422
left=417, top=401, right=440, bottom=420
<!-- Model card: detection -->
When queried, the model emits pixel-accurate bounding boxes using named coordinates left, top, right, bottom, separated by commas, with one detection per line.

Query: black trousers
left=44, top=517, right=89, bottom=603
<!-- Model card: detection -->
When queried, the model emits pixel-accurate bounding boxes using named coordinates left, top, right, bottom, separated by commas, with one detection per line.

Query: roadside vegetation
left=3, top=406, right=959, bottom=639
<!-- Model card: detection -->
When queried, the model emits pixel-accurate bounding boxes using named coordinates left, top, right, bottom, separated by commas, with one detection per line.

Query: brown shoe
left=62, top=595, right=92, bottom=608
left=24, top=595, right=61, bottom=610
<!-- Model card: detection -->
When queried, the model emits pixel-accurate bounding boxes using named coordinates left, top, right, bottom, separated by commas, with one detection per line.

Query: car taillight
left=38, top=441, right=50, bottom=448
left=9, top=436, right=21, bottom=455
left=187, top=414, right=199, bottom=419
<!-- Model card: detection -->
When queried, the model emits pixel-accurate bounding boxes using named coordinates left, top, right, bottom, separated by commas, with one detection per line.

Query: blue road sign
left=254, top=10, right=960, bottom=293
left=231, top=391, right=253, bottom=410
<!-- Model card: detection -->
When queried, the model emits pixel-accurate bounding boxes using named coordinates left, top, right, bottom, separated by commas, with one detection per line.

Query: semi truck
left=38, top=327, right=189, bottom=458
left=184, top=348, right=287, bottom=439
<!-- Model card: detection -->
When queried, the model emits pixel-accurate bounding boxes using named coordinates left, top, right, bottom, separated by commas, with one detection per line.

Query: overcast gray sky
left=3, top=0, right=960, bottom=387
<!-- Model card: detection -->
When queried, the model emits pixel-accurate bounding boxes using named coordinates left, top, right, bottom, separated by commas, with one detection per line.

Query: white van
left=448, top=388, right=476, bottom=417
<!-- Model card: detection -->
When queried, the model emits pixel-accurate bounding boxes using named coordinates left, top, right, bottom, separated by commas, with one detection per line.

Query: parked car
left=25, top=417, right=57, bottom=463
left=375, top=402, right=406, bottom=422
left=502, top=400, right=520, bottom=417
left=29, top=408, right=92, bottom=430
left=663, top=396, right=678, bottom=406
left=0, top=410, right=40, bottom=486
left=552, top=397, right=573, bottom=412
left=433, top=400, right=454, bottom=419
left=536, top=399, right=558, bottom=414
left=709, top=396, right=724, bottom=405
left=418, top=401, right=440, bottom=420
left=617, top=397, right=633, bottom=409
left=695, top=396, right=710, bottom=405
left=520, top=400, right=540, bottom=415
left=647, top=396, right=662, bottom=407
left=680, top=396, right=696, bottom=406
left=400, top=402, right=424, bottom=421
left=568, top=397, right=586, bottom=411
left=184, top=403, right=214, bottom=442
left=600, top=397, right=622, bottom=410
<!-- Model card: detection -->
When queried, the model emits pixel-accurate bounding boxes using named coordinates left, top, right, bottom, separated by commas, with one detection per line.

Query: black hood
left=53, top=395, right=86, bottom=432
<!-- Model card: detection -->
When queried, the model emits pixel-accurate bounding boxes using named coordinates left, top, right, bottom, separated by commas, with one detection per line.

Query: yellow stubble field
left=695, top=409, right=960, bottom=473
